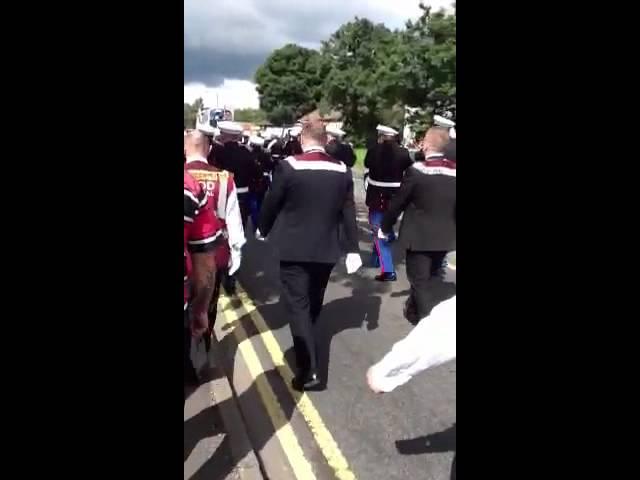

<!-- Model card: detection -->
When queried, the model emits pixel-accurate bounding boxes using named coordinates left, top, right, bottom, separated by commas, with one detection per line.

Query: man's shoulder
left=184, top=170, right=201, bottom=193
left=411, top=161, right=457, bottom=178
left=187, top=163, right=233, bottom=180
left=286, top=152, right=347, bottom=173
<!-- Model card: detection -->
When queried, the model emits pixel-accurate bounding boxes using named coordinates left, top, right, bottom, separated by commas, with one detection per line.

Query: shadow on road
left=395, top=423, right=456, bottom=480
left=185, top=367, right=299, bottom=480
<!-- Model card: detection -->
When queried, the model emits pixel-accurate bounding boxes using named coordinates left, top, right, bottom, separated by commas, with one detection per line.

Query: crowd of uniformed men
left=183, top=113, right=456, bottom=394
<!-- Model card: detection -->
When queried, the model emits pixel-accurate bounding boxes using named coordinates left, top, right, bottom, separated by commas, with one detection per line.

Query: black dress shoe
left=375, top=272, right=397, bottom=282
left=291, top=370, right=322, bottom=392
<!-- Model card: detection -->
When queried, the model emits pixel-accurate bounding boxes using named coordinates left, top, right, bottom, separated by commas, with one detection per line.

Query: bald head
left=184, top=130, right=211, bottom=158
left=422, top=127, right=450, bottom=154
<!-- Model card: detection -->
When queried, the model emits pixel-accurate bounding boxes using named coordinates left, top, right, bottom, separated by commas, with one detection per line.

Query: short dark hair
left=301, top=118, right=327, bottom=145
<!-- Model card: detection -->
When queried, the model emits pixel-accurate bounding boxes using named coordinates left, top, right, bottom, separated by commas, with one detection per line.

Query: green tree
left=234, top=108, right=268, bottom=124
left=255, top=44, right=325, bottom=124
left=320, top=18, right=402, bottom=143
left=394, top=3, right=456, bottom=136
left=183, top=97, right=204, bottom=129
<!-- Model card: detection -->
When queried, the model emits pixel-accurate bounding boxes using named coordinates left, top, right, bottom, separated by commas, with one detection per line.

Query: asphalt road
left=224, top=173, right=456, bottom=480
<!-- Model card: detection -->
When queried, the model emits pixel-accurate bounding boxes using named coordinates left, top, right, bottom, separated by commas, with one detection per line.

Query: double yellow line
left=219, top=285, right=356, bottom=480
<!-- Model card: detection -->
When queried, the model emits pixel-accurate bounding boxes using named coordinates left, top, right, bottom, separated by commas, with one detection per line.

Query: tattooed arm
left=190, top=251, right=217, bottom=337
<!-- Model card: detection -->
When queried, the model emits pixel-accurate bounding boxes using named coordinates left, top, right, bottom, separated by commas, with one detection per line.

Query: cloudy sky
left=184, top=0, right=454, bottom=109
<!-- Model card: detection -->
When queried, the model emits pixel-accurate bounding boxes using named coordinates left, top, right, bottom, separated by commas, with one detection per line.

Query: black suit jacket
left=258, top=148, right=359, bottom=264
left=381, top=154, right=456, bottom=252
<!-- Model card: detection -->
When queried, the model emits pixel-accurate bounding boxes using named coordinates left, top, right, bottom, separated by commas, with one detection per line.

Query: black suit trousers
left=405, top=250, right=447, bottom=319
left=279, top=261, right=334, bottom=374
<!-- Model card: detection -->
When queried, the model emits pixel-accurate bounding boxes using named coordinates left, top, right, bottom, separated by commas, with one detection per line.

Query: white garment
left=225, top=185, right=246, bottom=252
left=345, top=253, right=363, bottom=274
left=228, top=246, right=242, bottom=276
left=368, top=296, right=456, bottom=393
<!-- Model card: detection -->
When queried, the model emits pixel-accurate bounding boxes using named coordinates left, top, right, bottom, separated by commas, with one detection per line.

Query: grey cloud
left=184, top=0, right=449, bottom=86
left=184, top=46, right=268, bottom=87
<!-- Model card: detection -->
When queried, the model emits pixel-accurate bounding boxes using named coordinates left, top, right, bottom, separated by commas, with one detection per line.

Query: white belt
left=367, top=179, right=401, bottom=188
left=236, top=187, right=249, bottom=194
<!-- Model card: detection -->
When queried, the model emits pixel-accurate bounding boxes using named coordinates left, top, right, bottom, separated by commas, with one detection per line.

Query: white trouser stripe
left=367, top=179, right=401, bottom=187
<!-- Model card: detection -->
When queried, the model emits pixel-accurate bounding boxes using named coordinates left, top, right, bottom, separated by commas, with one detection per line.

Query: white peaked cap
left=434, top=115, right=456, bottom=128
left=197, top=123, right=217, bottom=136
left=326, top=125, right=346, bottom=137
left=376, top=124, right=398, bottom=136
left=249, top=136, right=264, bottom=146
left=217, top=121, right=244, bottom=135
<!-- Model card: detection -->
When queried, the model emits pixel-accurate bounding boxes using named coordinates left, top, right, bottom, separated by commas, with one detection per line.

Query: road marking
left=230, top=285, right=357, bottom=480
left=219, top=294, right=317, bottom=480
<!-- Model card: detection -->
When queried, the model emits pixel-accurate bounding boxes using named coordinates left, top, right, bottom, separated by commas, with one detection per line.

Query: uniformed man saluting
left=283, top=125, right=303, bottom=156
left=364, top=125, right=413, bottom=281
left=215, top=121, right=261, bottom=231
left=379, top=127, right=456, bottom=321
left=247, top=135, right=273, bottom=232
left=257, top=118, right=361, bottom=391
left=265, top=133, right=286, bottom=181
left=434, top=114, right=456, bottom=162
left=325, top=125, right=356, bottom=168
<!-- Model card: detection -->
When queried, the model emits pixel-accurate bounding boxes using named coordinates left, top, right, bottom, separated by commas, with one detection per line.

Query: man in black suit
left=258, top=118, right=361, bottom=391
left=380, top=127, right=456, bottom=320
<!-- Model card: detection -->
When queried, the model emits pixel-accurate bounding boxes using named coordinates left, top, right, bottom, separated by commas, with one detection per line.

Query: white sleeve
left=225, top=184, right=246, bottom=251
left=368, top=296, right=456, bottom=393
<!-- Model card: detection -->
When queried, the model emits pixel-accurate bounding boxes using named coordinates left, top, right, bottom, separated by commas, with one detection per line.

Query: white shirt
left=368, top=295, right=456, bottom=393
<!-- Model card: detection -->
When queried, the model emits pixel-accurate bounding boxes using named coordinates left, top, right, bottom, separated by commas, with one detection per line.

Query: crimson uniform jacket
left=364, top=140, right=413, bottom=211
left=185, top=156, right=246, bottom=268
left=258, top=146, right=359, bottom=264
left=381, top=154, right=456, bottom=252
left=184, top=171, right=222, bottom=309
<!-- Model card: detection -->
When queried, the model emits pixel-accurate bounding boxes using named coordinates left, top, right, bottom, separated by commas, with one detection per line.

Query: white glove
left=255, top=229, right=266, bottom=241
left=442, top=251, right=456, bottom=284
left=377, top=228, right=389, bottom=240
left=228, top=247, right=242, bottom=276
left=345, top=253, right=363, bottom=274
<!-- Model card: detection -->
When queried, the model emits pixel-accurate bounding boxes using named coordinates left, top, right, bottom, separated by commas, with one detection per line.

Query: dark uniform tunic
left=364, top=140, right=413, bottom=273
left=258, top=147, right=358, bottom=377
left=381, top=154, right=456, bottom=319
left=266, top=137, right=286, bottom=182
left=247, top=144, right=274, bottom=232
left=326, top=139, right=356, bottom=168
left=283, top=137, right=303, bottom=157
left=215, top=141, right=261, bottom=229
